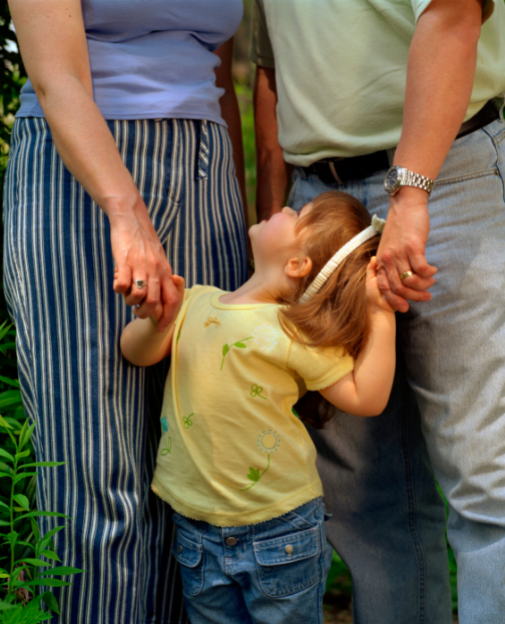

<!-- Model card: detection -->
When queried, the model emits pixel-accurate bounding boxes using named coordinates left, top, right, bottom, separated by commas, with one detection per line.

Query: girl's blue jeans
left=289, top=115, right=505, bottom=624
left=171, top=498, right=332, bottom=624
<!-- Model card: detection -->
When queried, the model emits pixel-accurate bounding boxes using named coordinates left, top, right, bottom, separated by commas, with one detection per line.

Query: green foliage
left=0, top=323, right=83, bottom=620
left=0, top=4, right=26, bottom=200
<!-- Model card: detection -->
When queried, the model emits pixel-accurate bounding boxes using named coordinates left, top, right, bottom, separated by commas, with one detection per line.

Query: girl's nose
left=281, top=206, right=295, bottom=215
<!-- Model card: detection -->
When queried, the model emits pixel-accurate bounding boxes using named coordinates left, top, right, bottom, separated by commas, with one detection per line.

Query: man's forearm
left=253, top=66, right=293, bottom=220
left=393, top=0, right=482, bottom=179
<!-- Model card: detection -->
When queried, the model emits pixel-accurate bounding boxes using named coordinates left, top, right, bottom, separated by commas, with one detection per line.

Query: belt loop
left=328, top=161, right=343, bottom=184
left=198, top=120, right=209, bottom=179
left=498, top=93, right=505, bottom=122
left=387, top=148, right=396, bottom=167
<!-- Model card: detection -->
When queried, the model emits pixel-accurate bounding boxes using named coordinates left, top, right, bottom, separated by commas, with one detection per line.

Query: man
left=251, top=1, right=505, bottom=622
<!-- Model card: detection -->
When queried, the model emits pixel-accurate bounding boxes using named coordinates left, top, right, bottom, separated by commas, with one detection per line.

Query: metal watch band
left=403, top=169, right=434, bottom=194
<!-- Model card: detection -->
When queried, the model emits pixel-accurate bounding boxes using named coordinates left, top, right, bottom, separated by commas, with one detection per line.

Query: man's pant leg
left=289, top=170, right=451, bottom=624
left=402, top=116, right=505, bottom=624
left=290, top=114, right=505, bottom=623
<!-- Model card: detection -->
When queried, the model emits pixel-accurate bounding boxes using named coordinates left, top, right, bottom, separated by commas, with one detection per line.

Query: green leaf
left=15, top=450, right=31, bottom=461
left=0, top=600, right=16, bottom=611
left=0, top=376, right=20, bottom=388
left=40, top=591, right=60, bottom=615
left=39, top=550, right=61, bottom=563
left=0, top=414, right=13, bottom=430
left=0, top=449, right=14, bottom=463
left=0, top=501, right=10, bottom=512
left=15, top=511, right=70, bottom=523
left=246, top=467, right=261, bottom=482
left=0, top=520, right=11, bottom=527
left=14, top=578, right=72, bottom=588
left=13, top=472, right=37, bottom=484
left=17, top=558, right=51, bottom=567
left=19, top=423, right=35, bottom=450
left=21, top=462, right=65, bottom=469
left=0, top=390, right=22, bottom=410
left=38, top=566, right=83, bottom=577
left=38, top=525, right=65, bottom=551
left=13, top=494, right=30, bottom=511
left=0, top=472, right=13, bottom=479
left=222, top=344, right=229, bottom=356
left=234, top=342, right=247, bottom=348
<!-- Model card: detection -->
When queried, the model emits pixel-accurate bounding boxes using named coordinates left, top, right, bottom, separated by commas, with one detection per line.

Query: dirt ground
left=323, top=593, right=460, bottom=623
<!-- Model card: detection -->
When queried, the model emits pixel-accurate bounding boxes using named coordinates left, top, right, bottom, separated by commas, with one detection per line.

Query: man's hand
left=376, top=188, right=437, bottom=312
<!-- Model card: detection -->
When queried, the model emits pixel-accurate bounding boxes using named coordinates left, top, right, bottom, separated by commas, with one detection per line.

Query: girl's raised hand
left=366, top=257, right=395, bottom=314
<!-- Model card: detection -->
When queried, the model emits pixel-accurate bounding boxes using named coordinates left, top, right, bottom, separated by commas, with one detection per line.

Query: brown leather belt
left=303, top=100, right=500, bottom=185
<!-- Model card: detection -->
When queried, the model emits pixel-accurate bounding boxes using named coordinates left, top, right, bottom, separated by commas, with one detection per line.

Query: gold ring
left=400, top=270, right=414, bottom=280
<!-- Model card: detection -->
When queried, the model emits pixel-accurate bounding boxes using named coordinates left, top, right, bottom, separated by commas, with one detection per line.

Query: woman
left=4, top=1, right=248, bottom=622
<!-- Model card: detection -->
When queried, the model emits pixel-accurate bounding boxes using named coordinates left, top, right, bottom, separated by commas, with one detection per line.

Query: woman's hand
left=365, top=257, right=396, bottom=315
left=110, top=203, right=180, bottom=332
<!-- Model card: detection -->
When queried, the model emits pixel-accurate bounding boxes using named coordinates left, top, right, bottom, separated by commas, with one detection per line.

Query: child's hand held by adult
left=366, top=257, right=396, bottom=314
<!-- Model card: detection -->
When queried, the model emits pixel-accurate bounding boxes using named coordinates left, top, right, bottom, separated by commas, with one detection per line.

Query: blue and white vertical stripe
left=3, top=117, right=248, bottom=624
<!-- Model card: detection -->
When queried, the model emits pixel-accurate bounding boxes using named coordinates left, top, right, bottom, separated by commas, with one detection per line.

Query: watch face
left=384, top=167, right=400, bottom=194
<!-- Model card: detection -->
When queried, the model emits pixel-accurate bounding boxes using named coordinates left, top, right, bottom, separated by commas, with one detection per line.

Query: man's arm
left=377, top=0, right=484, bottom=312
left=215, top=38, right=248, bottom=225
left=253, top=66, right=293, bottom=221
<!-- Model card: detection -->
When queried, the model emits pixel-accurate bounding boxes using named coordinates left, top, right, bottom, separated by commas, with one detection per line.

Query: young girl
left=120, top=191, right=395, bottom=624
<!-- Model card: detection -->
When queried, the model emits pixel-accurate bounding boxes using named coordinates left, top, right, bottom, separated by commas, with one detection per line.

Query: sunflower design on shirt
left=252, top=324, right=279, bottom=353
left=240, top=429, right=281, bottom=492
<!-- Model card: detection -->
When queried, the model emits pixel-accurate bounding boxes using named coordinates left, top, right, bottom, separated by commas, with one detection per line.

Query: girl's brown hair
left=280, top=191, right=380, bottom=429
left=280, top=191, right=379, bottom=360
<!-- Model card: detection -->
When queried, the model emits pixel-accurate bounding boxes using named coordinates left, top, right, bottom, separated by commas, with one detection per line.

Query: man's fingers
left=376, top=267, right=409, bottom=312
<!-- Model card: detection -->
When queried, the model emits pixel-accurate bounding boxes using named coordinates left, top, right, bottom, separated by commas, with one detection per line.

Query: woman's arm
left=214, top=38, right=248, bottom=226
left=120, top=276, right=185, bottom=367
left=8, top=0, right=179, bottom=331
left=319, top=259, right=396, bottom=416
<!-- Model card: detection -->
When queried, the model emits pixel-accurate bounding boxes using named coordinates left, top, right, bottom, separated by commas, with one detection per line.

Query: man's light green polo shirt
left=250, top=0, right=505, bottom=166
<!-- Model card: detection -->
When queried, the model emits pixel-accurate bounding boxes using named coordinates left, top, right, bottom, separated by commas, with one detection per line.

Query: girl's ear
left=285, top=255, right=313, bottom=279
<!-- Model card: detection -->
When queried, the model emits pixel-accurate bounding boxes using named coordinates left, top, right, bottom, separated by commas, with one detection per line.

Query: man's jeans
left=288, top=116, right=505, bottom=624
left=171, top=498, right=332, bottom=624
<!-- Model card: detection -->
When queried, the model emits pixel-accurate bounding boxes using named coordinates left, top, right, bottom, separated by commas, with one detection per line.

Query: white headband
left=299, top=214, right=386, bottom=303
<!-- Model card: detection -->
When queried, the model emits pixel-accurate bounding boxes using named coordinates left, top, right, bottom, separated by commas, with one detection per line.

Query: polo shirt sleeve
left=287, top=340, right=354, bottom=392
left=412, top=0, right=495, bottom=23
left=249, top=0, right=275, bottom=68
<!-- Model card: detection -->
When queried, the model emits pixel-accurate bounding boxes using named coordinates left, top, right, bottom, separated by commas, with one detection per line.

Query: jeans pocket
left=254, top=526, right=321, bottom=597
left=172, top=528, right=204, bottom=597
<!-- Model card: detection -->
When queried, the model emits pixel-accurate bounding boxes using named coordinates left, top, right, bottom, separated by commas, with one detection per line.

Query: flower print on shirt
left=240, top=429, right=281, bottom=492
left=160, top=417, right=172, bottom=456
left=252, top=324, right=279, bottom=353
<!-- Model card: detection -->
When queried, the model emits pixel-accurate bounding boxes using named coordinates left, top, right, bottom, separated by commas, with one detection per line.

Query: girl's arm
left=8, top=0, right=179, bottom=332
left=319, top=259, right=396, bottom=416
left=120, top=276, right=186, bottom=367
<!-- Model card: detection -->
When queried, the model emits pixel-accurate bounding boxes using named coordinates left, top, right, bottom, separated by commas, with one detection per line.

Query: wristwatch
left=384, top=166, right=434, bottom=196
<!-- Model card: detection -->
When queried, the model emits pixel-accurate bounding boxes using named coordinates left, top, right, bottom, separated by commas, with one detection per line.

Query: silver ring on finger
left=133, top=279, right=148, bottom=289
left=399, top=270, right=414, bottom=281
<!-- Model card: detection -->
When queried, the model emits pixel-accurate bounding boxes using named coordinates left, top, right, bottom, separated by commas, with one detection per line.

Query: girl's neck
left=219, top=265, right=295, bottom=305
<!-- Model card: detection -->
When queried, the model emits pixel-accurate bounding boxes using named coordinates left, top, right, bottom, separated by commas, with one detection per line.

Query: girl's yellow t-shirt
left=151, top=286, right=354, bottom=526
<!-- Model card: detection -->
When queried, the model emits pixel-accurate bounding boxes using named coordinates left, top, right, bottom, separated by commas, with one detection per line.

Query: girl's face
left=249, top=203, right=313, bottom=267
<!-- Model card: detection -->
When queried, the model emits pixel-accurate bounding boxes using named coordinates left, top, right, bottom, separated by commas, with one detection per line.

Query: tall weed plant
left=0, top=323, right=82, bottom=622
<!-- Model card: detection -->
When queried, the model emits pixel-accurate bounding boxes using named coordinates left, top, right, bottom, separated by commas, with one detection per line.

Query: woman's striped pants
left=3, top=117, right=248, bottom=624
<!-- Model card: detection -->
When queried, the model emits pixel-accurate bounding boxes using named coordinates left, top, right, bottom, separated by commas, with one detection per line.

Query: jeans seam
left=401, top=405, right=426, bottom=624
